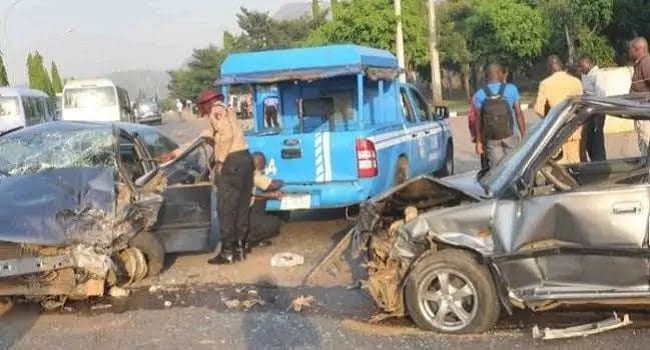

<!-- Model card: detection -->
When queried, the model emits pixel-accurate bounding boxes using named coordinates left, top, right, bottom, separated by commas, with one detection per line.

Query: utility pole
left=428, top=0, right=443, bottom=104
left=394, top=0, right=406, bottom=83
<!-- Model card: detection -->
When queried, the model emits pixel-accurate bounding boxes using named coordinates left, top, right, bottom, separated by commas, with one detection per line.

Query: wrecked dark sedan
left=0, top=121, right=218, bottom=307
left=357, top=94, right=650, bottom=333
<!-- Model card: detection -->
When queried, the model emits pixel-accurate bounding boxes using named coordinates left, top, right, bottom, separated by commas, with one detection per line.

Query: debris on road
left=148, top=284, right=181, bottom=293
left=223, top=299, right=241, bottom=309
left=289, top=295, right=316, bottom=312
left=271, top=252, right=305, bottom=267
left=109, top=286, right=131, bottom=298
left=90, top=303, right=112, bottom=311
left=532, top=312, right=632, bottom=340
left=164, top=300, right=173, bottom=308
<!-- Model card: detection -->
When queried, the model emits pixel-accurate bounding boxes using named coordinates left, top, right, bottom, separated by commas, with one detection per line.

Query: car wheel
left=435, top=142, right=454, bottom=177
left=130, top=232, right=165, bottom=277
left=404, top=249, right=500, bottom=334
left=394, top=156, right=409, bottom=186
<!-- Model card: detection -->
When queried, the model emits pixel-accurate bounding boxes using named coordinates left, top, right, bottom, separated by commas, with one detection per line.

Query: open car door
left=154, top=137, right=218, bottom=253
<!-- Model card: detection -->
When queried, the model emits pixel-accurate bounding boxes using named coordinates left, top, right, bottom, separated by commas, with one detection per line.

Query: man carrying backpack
left=474, top=64, right=526, bottom=169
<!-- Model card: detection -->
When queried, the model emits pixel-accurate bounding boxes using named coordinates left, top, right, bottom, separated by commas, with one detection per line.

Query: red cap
left=196, top=89, right=224, bottom=105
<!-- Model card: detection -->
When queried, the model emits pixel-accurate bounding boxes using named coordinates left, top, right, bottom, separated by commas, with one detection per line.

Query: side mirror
left=433, top=106, right=449, bottom=120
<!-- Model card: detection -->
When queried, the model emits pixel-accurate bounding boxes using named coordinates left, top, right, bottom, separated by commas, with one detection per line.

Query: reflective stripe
left=369, top=124, right=442, bottom=150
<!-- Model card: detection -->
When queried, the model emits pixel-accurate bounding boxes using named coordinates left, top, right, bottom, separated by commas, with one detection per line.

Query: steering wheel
left=540, top=160, right=580, bottom=191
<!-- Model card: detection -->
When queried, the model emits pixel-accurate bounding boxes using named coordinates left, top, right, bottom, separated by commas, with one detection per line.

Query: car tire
left=394, top=156, right=409, bottom=186
left=435, top=141, right=454, bottom=177
left=404, top=249, right=500, bottom=334
left=130, top=232, right=165, bottom=277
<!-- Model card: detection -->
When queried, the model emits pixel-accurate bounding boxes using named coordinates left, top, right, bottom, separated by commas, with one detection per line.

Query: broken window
left=528, top=111, right=650, bottom=196
left=0, top=127, right=114, bottom=177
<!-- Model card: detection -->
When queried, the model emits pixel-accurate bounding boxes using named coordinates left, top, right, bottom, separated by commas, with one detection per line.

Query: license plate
left=280, top=194, right=311, bottom=210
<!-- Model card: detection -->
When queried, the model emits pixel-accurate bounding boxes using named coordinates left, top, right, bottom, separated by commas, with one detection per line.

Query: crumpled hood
left=0, top=167, right=116, bottom=246
left=432, top=170, right=486, bottom=200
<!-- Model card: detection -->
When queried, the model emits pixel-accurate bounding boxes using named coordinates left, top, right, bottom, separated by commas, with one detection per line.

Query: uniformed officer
left=196, top=90, right=254, bottom=265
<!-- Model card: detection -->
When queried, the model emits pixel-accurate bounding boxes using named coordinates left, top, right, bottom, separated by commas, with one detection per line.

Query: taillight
left=356, top=139, right=378, bottom=178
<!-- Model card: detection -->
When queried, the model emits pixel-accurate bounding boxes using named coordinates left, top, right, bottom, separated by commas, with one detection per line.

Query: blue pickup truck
left=217, top=44, right=453, bottom=211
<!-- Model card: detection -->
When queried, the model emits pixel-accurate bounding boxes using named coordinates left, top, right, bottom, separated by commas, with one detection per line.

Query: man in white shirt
left=579, top=56, right=606, bottom=161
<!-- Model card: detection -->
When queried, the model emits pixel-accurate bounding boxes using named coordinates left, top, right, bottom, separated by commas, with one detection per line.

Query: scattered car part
left=532, top=312, right=632, bottom=340
left=271, top=253, right=305, bottom=267
left=290, top=295, right=316, bottom=312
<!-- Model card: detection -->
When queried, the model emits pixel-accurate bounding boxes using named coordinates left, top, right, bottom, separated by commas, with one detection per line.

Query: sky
left=1, top=0, right=291, bottom=85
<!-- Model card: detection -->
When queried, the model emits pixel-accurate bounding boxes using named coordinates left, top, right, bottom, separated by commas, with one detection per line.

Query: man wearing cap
left=163, top=90, right=254, bottom=264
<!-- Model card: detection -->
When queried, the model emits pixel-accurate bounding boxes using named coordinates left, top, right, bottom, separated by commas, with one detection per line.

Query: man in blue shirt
left=473, top=64, right=526, bottom=169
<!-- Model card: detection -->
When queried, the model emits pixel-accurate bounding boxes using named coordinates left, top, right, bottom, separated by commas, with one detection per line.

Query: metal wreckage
left=322, top=95, right=650, bottom=334
left=0, top=122, right=218, bottom=309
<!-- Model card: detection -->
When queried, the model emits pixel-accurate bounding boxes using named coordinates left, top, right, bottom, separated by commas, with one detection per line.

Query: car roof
left=0, top=87, right=49, bottom=98
left=3, top=121, right=162, bottom=137
left=579, top=93, right=650, bottom=119
left=218, top=44, right=398, bottom=85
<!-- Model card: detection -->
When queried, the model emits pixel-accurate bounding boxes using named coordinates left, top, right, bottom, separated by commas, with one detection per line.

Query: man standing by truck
left=474, top=64, right=526, bottom=169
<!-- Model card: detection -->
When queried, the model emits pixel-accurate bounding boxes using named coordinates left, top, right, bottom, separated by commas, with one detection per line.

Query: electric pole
left=428, top=0, right=443, bottom=104
left=394, top=0, right=406, bottom=83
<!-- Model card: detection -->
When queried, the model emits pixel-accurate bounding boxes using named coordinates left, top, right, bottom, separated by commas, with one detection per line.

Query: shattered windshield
left=0, top=97, right=20, bottom=117
left=479, top=100, right=571, bottom=195
left=0, top=126, right=115, bottom=177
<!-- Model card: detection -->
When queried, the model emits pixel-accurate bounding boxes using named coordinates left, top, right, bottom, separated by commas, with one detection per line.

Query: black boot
left=208, top=244, right=237, bottom=265
left=236, top=240, right=250, bottom=261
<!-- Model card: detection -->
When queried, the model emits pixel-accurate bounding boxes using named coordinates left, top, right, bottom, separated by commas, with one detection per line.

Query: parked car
left=217, top=44, right=453, bottom=212
left=135, top=100, right=163, bottom=125
left=357, top=94, right=650, bottom=333
left=0, top=121, right=216, bottom=307
left=61, top=79, right=135, bottom=123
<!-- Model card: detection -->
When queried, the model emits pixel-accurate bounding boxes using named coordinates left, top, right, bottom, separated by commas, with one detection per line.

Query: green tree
left=437, top=0, right=473, bottom=96
left=312, top=0, right=320, bottom=18
left=467, top=0, right=549, bottom=72
left=51, top=62, right=63, bottom=94
left=305, top=0, right=428, bottom=74
left=0, top=55, right=8, bottom=86
left=26, top=51, right=53, bottom=95
left=532, top=0, right=614, bottom=65
left=168, top=45, right=229, bottom=101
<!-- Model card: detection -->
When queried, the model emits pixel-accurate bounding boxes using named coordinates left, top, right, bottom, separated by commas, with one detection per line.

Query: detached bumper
left=265, top=180, right=371, bottom=210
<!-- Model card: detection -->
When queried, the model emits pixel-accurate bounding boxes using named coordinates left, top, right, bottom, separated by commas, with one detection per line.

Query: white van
left=0, top=87, right=53, bottom=135
left=62, top=79, right=134, bottom=123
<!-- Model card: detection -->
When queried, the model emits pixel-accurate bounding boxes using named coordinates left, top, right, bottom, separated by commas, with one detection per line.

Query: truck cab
left=217, top=44, right=453, bottom=211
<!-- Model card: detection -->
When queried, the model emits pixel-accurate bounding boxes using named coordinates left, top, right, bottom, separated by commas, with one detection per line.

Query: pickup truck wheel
left=404, top=249, right=500, bottom=334
left=130, top=232, right=165, bottom=277
left=435, top=142, right=454, bottom=177
left=394, top=157, right=409, bottom=186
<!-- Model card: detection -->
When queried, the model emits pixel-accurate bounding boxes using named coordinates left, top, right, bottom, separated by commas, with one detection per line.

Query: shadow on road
left=0, top=304, right=41, bottom=348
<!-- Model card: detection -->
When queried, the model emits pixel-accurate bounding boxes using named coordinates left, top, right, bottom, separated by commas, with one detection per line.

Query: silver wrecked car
left=356, top=94, right=650, bottom=333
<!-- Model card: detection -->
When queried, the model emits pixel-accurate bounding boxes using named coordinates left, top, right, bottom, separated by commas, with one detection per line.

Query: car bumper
left=264, top=181, right=371, bottom=211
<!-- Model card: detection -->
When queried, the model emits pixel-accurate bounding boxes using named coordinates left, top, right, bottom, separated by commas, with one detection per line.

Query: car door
left=406, top=86, right=445, bottom=174
left=499, top=184, right=650, bottom=297
left=154, top=138, right=217, bottom=253
left=398, top=87, right=419, bottom=174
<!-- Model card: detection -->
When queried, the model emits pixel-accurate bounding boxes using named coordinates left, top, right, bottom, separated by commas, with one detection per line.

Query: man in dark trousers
left=474, top=64, right=526, bottom=169
left=579, top=56, right=607, bottom=161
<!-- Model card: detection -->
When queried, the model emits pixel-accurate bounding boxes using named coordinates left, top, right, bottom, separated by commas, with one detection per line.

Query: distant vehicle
left=217, top=44, right=453, bottom=211
left=0, top=87, right=54, bottom=135
left=135, top=99, right=162, bottom=125
left=61, top=79, right=135, bottom=123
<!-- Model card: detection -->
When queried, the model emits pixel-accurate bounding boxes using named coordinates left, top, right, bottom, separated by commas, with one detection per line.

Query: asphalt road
left=2, top=113, right=647, bottom=349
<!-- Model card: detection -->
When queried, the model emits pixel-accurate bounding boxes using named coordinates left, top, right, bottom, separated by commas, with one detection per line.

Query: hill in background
left=107, top=70, right=170, bottom=100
